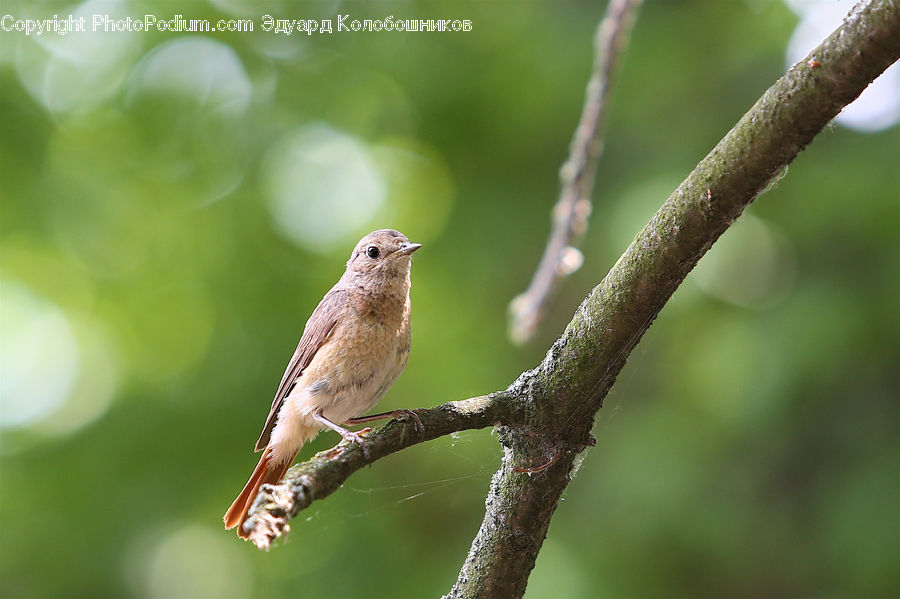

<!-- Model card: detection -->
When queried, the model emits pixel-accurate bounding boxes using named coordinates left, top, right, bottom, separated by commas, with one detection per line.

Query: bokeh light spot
left=0, top=280, right=78, bottom=428
left=262, top=123, right=386, bottom=252
left=13, top=0, right=141, bottom=114
left=35, top=319, right=118, bottom=437
left=137, top=525, right=253, bottom=599
left=128, top=36, right=251, bottom=117
left=0, top=278, right=119, bottom=438
left=784, top=0, right=900, bottom=132
left=607, top=174, right=682, bottom=251
left=691, top=214, right=795, bottom=310
left=102, top=283, right=216, bottom=383
left=371, top=138, right=455, bottom=243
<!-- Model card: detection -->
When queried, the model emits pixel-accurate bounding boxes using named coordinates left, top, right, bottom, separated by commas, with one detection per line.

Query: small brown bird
left=224, top=229, right=422, bottom=538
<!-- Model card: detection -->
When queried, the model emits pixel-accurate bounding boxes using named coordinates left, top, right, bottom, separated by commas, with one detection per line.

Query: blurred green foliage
left=1, top=1, right=898, bottom=598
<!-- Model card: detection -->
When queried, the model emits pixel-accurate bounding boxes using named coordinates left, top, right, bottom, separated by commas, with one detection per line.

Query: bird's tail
left=223, top=446, right=297, bottom=538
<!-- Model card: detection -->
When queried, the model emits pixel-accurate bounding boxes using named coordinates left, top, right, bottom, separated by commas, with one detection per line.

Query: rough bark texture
left=241, top=394, right=513, bottom=548
left=243, top=1, right=900, bottom=596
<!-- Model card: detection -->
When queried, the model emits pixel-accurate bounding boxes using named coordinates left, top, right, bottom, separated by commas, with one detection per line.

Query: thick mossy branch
left=539, top=0, right=900, bottom=419
left=242, top=394, right=512, bottom=549
left=446, top=3, right=900, bottom=598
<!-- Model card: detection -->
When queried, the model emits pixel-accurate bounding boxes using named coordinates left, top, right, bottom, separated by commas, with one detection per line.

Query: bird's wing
left=253, top=288, right=346, bottom=451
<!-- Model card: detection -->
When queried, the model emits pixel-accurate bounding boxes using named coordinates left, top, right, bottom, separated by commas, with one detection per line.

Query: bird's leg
left=314, top=411, right=371, bottom=460
left=346, top=409, right=425, bottom=434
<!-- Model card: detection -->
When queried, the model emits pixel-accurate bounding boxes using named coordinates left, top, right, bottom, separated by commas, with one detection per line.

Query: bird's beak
left=395, top=242, right=422, bottom=256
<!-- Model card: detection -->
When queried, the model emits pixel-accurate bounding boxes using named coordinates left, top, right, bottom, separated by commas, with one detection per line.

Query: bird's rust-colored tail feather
left=223, top=446, right=295, bottom=538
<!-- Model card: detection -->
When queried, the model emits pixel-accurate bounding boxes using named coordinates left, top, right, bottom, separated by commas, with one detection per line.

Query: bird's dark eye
left=366, top=246, right=380, bottom=259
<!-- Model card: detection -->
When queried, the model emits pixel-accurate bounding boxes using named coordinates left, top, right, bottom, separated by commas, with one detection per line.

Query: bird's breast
left=292, top=296, right=411, bottom=423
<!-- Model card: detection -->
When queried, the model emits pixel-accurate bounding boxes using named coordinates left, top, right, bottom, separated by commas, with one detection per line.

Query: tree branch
left=509, top=0, right=643, bottom=345
left=245, top=1, right=900, bottom=596
left=242, top=394, right=514, bottom=549
left=447, top=1, right=900, bottom=597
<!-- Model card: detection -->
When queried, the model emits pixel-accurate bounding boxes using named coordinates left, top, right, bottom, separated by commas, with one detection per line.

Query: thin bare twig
left=508, top=0, right=643, bottom=345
